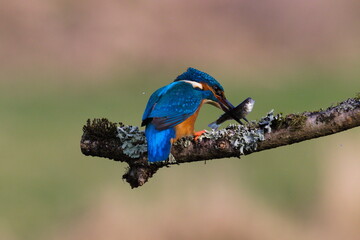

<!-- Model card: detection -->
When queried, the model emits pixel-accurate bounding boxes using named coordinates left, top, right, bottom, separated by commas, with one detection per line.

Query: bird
left=141, top=67, right=240, bottom=163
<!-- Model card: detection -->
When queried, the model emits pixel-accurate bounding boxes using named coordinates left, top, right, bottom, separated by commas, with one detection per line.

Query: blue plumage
left=145, top=123, right=175, bottom=163
left=149, top=83, right=204, bottom=128
left=142, top=81, right=216, bottom=130
left=175, top=67, right=224, bottom=91
left=141, top=84, right=173, bottom=124
left=142, top=68, right=224, bottom=163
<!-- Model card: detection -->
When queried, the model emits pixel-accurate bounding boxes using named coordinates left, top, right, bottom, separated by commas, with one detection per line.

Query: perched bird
left=141, top=67, right=240, bottom=163
left=208, top=97, right=255, bottom=130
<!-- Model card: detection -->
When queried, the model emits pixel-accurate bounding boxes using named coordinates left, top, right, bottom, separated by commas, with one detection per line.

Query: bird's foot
left=194, top=130, right=207, bottom=141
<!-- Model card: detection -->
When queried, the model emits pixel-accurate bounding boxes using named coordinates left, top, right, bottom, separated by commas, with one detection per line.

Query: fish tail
left=208, top=121, right=220, bottom=130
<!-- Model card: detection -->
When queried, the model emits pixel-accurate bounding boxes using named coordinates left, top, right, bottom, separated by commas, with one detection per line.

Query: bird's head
left=174, top=67, right=234, bottom=112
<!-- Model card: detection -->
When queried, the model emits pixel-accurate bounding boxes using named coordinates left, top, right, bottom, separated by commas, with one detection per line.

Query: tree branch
left=80, top=95, right=360, bottom=188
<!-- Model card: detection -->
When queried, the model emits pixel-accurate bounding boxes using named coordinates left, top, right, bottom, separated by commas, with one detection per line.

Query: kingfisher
left=141, top=67, right=240, bottom=163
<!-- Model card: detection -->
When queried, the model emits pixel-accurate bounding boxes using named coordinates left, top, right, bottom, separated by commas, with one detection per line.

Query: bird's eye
left=212, top=85, right=223, bottom=96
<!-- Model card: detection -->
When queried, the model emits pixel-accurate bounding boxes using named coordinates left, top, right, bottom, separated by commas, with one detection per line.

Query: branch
left=80, top=95, right=360, bottom=188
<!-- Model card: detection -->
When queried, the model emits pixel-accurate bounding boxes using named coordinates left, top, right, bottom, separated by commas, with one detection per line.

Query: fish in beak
left=209, top=97, right=255, bottom=130
left=216, top=96, right=244, bottom=125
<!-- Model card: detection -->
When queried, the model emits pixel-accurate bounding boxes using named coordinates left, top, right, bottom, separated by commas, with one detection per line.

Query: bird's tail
left=145, top=123, right=175, bottom=162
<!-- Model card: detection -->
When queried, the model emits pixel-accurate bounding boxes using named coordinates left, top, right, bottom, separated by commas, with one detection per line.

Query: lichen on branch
left=80, top=95, right=360, bottom=188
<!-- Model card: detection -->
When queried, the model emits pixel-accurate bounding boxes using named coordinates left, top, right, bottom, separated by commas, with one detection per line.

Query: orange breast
left=174, top=101, right=204, bottom=141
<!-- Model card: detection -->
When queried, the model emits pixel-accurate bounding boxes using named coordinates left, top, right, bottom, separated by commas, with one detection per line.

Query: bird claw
left=194, top=130, right=207, bottom=141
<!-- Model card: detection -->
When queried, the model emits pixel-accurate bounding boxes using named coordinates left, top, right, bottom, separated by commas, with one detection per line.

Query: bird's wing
left=141, top=82, right=178, bottom=125
left=143, top=81, right=204, bottom=130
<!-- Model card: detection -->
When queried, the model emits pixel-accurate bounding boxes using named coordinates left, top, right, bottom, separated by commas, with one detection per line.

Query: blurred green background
left=1, top=1, right=360, bottom=240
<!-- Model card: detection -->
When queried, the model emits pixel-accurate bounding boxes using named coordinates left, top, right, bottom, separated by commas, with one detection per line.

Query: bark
left=80, top=96, right=360, bottom=188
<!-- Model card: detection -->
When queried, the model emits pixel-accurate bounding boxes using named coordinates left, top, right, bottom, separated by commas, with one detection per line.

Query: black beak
left=217, top=97, right=244, bottom=125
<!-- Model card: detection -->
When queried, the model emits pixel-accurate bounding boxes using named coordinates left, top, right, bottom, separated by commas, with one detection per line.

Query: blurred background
left=1, top=0, right=360, bottom=239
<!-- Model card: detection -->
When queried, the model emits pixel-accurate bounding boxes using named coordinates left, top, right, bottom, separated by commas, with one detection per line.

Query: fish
left=208, top=97, right=255, bottom=130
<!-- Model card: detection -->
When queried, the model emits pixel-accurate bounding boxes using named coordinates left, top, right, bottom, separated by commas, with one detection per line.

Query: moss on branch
left=80, top=95, right=360, bottom=188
